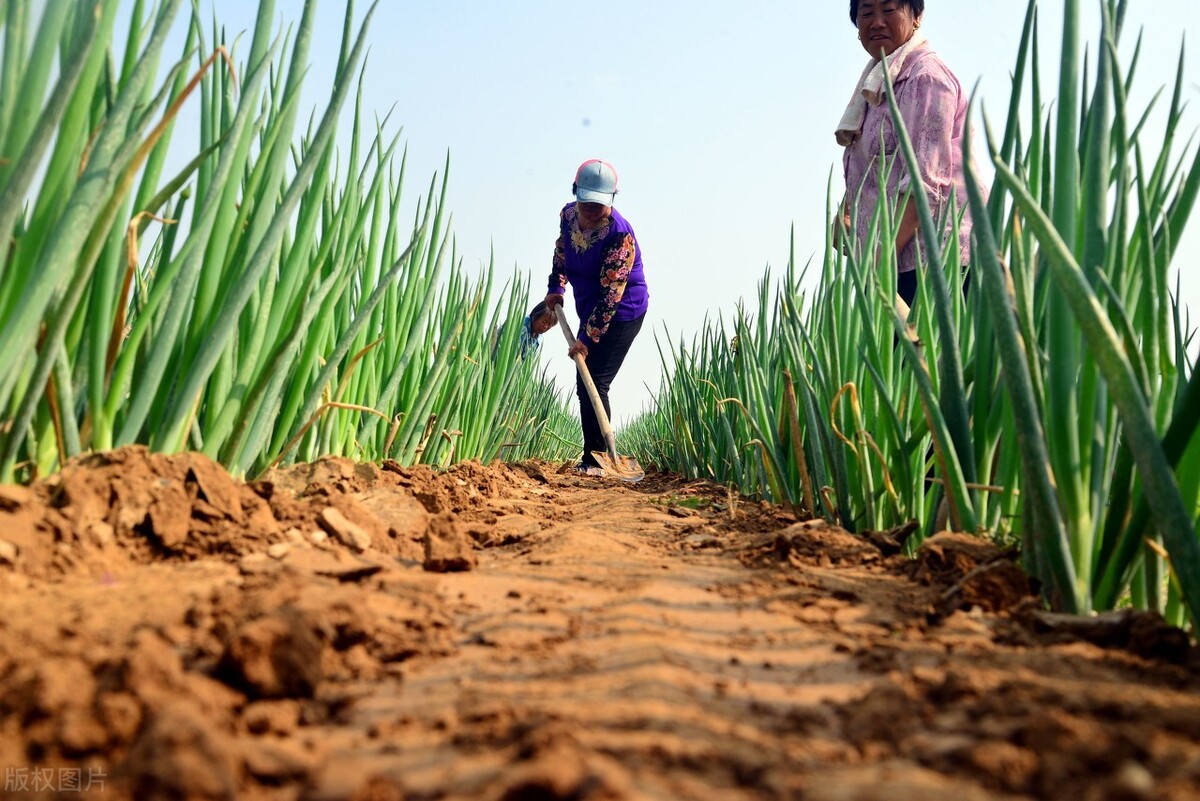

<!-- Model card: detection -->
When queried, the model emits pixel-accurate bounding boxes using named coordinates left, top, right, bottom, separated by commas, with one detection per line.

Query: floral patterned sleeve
left=584, top=232, right=637, bottom=342
left=548, top=209, right=568, bottom=295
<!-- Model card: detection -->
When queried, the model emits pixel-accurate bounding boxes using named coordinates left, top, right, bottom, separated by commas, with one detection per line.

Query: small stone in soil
left=218, top=608, right=324, bottom=699
left=318, top=507, right=372, bottom=552
left=423, top=513, right=476, bottom=573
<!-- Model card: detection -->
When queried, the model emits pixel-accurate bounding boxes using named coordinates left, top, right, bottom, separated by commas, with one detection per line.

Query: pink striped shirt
left=843, top=45, right=978, bottom=273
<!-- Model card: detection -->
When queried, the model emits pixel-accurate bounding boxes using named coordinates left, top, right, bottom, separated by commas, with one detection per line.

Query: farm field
left=4, top=0, right=1200, bottom=798
left=1, top=448, right=1198, bottom=800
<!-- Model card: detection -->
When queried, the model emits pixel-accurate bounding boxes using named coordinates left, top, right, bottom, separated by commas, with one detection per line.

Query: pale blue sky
left=126, top=1, right=1199, bottom=423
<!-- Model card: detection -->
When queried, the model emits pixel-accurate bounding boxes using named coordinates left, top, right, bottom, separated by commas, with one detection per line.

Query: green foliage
left=620, top=0, right=1200, bottom=629
left=0, top=1, right=577, bottom=481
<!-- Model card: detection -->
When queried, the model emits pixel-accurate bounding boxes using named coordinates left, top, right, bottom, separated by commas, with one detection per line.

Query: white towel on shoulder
left=835, top=32, right=928, bottom=147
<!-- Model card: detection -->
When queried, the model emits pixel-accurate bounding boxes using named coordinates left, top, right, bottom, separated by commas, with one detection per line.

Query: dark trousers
left=576, top=314, right=645, bottom=467
left=896, top=266, right=972, bottom=308
left=898, top=270, right=918, bottom=307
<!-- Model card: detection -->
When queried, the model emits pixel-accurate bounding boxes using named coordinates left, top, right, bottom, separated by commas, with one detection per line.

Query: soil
left=1, top=446, right=1199, bottom=801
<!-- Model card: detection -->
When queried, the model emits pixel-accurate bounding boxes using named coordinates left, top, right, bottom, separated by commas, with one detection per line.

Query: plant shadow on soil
left=0, top=447, right=1198, bottom=800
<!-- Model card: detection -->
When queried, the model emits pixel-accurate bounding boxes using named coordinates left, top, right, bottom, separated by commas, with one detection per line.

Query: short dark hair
left=849, top=0, right=925, bottom=25
left=529, top=300, right=552, bottom=320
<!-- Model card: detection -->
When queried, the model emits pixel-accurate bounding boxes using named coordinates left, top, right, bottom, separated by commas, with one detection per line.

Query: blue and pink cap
left=573, top=159, right=619, bottom=206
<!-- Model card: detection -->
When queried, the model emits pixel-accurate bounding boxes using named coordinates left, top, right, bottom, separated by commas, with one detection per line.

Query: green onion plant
left=0, top=0, right=578, bottom=483
left=620, top=0, right=1200, bottom=629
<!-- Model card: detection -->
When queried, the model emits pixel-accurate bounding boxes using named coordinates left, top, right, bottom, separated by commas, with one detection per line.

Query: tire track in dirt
left=313, top=484, right=868, bottom=799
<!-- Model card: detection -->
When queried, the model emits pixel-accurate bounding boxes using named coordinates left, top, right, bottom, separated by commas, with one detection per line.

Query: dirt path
left=1, top=449, right=1199, bottom=800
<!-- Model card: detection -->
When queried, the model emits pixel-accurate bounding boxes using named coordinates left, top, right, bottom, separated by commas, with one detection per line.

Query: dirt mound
left=0, top=563, right=456, bottom=799
left=909, top=532, right=1034, bottom=616
left=0, top=447, right=276, bottom=576
left=764, top=520, right=887, bottom=568
left=0, top=448, right=483, bottom=798
left=0, top=448, right=529, bottom=579
left=1016, top=607, right=1195, bottom=663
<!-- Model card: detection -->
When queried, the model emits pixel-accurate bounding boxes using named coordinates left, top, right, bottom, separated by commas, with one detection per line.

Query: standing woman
left=543, top=159, right=649, bottom=475
left=836, top=0, right=979, bottom=307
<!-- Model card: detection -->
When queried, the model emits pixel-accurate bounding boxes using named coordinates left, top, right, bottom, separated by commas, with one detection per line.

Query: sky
left=119, top=0, right=1200, bottom=426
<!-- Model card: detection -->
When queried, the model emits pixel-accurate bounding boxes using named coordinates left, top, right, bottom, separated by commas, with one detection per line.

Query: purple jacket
left=548, top=203, right=649, bottom=343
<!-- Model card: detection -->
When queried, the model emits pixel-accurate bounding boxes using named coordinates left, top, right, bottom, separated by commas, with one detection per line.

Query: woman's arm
left=545, top=209, right=569, bottom=307
left=894, top=194, right=920, bottom=258
left=834, top=195, right=852, bottom=254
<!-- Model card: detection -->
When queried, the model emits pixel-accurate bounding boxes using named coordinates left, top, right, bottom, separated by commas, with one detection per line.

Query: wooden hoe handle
left=554, top=306, right=619, bottom=461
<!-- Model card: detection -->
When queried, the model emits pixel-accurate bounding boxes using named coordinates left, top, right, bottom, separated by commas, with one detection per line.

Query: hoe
left=554, top=307, right=645, bottom=483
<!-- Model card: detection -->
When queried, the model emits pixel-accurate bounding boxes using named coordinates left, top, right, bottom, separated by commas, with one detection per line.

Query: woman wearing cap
left=836, top=0, right=979, bottom=308
left=543, top=159, right=649, bottom=475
